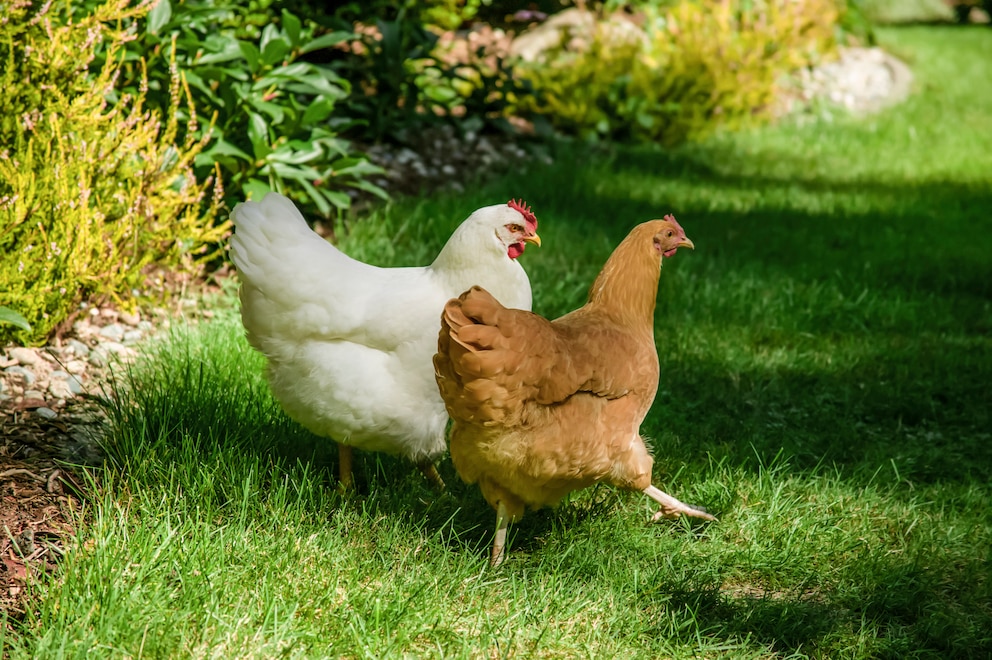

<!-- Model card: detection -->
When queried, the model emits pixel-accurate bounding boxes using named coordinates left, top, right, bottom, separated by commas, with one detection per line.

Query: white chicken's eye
left=508, top=224, right=523, bottom=233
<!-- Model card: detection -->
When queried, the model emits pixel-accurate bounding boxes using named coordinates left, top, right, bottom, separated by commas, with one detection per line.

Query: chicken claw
left=644, top=485, right=716, bottom=522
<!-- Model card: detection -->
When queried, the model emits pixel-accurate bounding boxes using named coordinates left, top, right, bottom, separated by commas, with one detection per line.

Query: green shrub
left=514, top=0, right=843, bottom=144
left=99, top=0, right=386, bottom=219
left=0, top=0, right=227, bottom=345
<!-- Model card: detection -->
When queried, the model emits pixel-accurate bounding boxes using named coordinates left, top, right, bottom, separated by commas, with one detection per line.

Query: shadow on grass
left=634, top=553, right=992, bottom=658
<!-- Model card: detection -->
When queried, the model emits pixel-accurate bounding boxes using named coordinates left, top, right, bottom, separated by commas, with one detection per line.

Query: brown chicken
left=434, top=216, right=715, bottom=566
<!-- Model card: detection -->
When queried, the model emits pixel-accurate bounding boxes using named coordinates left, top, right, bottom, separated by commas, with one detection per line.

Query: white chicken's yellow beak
left=523, top=233, right=542, bottom=247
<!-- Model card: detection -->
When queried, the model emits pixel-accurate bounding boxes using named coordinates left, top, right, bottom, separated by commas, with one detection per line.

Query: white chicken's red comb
left=508, top=199, right=537, bottom=233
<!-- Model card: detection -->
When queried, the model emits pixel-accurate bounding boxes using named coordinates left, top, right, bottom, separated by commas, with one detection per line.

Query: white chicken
left=229, top=192, right=540, bottom=489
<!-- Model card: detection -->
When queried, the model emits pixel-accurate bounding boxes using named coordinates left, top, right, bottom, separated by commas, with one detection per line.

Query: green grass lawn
left=6, top=26, right=991, bottom=658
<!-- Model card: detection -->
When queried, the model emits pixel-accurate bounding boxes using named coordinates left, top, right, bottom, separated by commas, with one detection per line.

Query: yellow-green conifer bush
left=0, top=0, right=227, bottom=345
left=514, top=0, right=842, bottom=144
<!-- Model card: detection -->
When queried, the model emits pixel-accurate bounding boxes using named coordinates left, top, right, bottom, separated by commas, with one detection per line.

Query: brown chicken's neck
left=585, top=232, right=662, bottom=329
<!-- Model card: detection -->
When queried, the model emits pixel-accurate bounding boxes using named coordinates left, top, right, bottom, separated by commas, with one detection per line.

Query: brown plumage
left=434, top=216, right=715, bottom=566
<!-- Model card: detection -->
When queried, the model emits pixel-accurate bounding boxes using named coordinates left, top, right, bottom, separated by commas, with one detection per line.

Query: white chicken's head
left=465, top=199, right=541, bottom=260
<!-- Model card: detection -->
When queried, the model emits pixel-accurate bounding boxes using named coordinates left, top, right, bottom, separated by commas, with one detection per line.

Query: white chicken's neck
left=430, top=227, right=508, bottom=276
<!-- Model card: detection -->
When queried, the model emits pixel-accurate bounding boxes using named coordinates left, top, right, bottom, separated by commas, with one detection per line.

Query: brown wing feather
left=434, top=286, right=647, bottom=428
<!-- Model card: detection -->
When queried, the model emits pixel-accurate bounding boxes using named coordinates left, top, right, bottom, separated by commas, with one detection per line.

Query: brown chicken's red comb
left=508, top=199, right=538, bottom=233
left=663, top=213, right=685, bottom=235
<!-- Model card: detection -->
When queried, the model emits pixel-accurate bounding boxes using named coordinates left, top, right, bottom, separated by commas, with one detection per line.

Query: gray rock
left=88, top=349, right=107, bottom=368
left=100, top=341, right=129, bottom=355
left=9, top=347, right=39, bottom=365
left=66, top=360, right=87, bottom=375
left=98, top=323, right=125, bottom=342
left=66, top=375, right=85, bottom=395
left=4, top=365, right=36, bottom=386
left=67, top=339, right=90, bottom=357
left=23, top=389, right=45, bottom=401
left=119, top=310, right=141, bottom=326
left=48, top=379, right=74, bottom=399
left=35, top=407, right=58, bottom=420
left=49, top=371, right=84, bottom=398
left=123, top=329, right=144, bottom=344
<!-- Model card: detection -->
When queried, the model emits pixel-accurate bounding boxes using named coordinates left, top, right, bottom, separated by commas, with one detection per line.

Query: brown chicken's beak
left=679, top=237, right=695, bottom=250
left=523, top=233, right=542, bottom=247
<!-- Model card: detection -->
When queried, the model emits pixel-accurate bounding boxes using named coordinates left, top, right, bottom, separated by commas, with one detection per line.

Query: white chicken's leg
left=416, top=461, right=446, bottom=491
left=491, top=501, right=510, bottom=567
left=338, top=444, right=354, bottom=491
left=643, top=485, right=716, bottom=522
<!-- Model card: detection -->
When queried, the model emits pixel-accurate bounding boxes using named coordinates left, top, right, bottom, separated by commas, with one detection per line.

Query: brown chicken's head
left=499, top=199, right=541, bottom=260
left=652, top=214, right=694, bottom=258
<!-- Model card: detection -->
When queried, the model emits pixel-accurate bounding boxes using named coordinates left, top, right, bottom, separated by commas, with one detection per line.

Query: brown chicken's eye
left=666, top=231, right=673, bottom=238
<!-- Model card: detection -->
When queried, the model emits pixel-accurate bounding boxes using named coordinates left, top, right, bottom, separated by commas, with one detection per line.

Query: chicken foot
left=416, top=461, right=446, bottom=492
left=643, top=485, right=716, bottom=523
left=491, top=501, right=510, bottom=568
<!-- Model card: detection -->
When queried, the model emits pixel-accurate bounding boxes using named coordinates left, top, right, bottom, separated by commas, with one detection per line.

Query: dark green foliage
left=100, top=0, right=386, bottom=218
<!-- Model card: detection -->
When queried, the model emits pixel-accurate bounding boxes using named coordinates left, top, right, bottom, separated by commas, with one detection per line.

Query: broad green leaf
left=264, top=62, right=312, bottom=80
left=202, top=139, right=252, bottom=162
left=246, top=97, right=287, bottom=124
left=264, top=162, right=319, bottom=180
left=0, top=307, right=31, bottom=331
left=268, top=143, right=324, bottom=165
left=298, top=179, right=331, bottom=216
left=320, top=189, right=351, bottom=210
left=347, top=178, right=390, bottom=201
left=300, top=31, right=354, bottom=54
left=196, top=38, right=243, bottom=65
left=238, top=41, right=261, bottom=72
left=247, top=113, right=272, bottom=160
left=331, top=160, right=385, bottom=178
left=242, top=179, right=272, bottom=202
left=147, top=0, right=172, bottom=35
left=301, top=98, right=335, bottom=126
left=281, top=10, right=302, bottom=49
left=260, top=25, right=291, bottom=66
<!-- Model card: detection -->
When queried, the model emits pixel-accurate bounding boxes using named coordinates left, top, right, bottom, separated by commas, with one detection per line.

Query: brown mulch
left=0, top=397, right=104, bottom=616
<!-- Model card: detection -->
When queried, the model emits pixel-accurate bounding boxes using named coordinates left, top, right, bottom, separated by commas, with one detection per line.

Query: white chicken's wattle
left=228, top=192, right=539, bottom=488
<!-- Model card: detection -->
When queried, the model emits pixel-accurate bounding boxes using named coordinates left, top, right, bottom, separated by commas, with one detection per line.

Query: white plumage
left=229, top=192, right=539, bottom=486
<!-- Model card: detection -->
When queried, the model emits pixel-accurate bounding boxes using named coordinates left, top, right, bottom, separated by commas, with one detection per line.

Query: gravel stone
left=9, top=347, right=39, bottom=365
left=66, top=360, right=88, bottom=375
left=4, top=366, right=36, bottom=387
left=88, top=350, right=107, bottom=368
left=119, top=310, right=141, bottom=326
left=123, top=330, right=144, bottom=344
left=66, top=339, right=91, bottom=357
left=34, top=407, right=58, bottom=420
left=98, top=324, right=125, bottom=342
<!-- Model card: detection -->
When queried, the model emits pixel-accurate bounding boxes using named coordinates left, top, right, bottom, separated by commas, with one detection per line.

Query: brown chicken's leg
left=491, top=501, right=510, bottom=567
left=416, top=461, right=446, bottom=491
left=338, top=443, right=354, bottom=491
left=643, top=485, right=716, bottom=522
